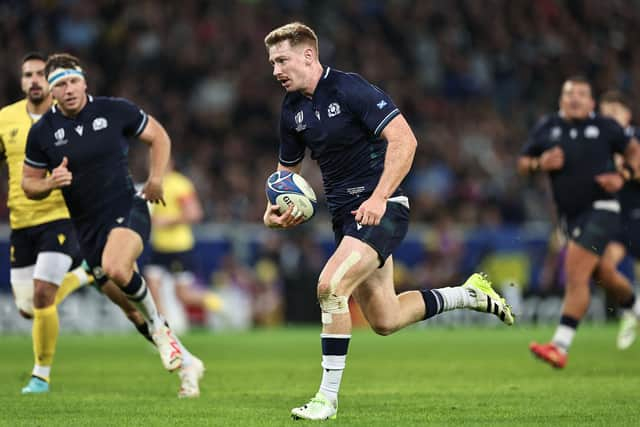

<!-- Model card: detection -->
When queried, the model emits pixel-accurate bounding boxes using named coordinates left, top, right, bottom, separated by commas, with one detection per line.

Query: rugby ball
left=265, top=171, right=317, bottom=221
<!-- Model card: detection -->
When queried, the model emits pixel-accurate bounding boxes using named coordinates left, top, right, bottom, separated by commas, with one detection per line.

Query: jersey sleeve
left=112, top=98, right=149, bottom=138
left=607, top=119, right=631, bottom=154
left=521, top=117, right=550, bottom=156
left=343, top=73, right=400, bottom=137
left=278, top=111, right=305, bottom=166
left=24, top=125, right=49, bottom=169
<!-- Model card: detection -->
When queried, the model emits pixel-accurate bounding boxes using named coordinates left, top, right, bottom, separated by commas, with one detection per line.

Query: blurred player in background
left=21, top=53, right=204, bottom=397
left=263, top=22, right=514, bottom=420
left=1, top=53, right=199, bottom=397
left=145, top=158, right=222, bottom=334
left=599, top=90, right=640, bottom=350
left=519, top=76, right=640, bottom=368
left=0, top=52, right=92, bottom=394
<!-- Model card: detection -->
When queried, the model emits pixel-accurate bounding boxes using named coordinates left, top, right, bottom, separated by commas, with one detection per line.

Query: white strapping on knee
left=11, top=266, right=35, bottom=315
left=320, top=251, right=362, bottom=324
left=33, top=252, right=73, bottom=285
left=318, top=252, right=362, bottom=325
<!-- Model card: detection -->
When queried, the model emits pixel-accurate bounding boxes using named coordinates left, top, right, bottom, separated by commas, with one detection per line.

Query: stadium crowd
left=2, top=0, right=637, bottom=226
left=1, top=0, right=638, bottom=326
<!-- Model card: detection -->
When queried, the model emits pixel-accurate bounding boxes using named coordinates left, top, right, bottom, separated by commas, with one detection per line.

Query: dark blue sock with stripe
left=420, top=289, right=444, bottom=320
left=122, top=271, right=161, bottom=328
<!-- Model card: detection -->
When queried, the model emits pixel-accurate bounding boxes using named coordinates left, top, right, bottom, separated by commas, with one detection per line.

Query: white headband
left=47, top=67, right=85, bottom=86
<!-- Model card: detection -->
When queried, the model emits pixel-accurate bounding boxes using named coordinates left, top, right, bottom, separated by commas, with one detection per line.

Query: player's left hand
left=141, top=177, right=165, bottom=205
left=351, top=194, right=386, bottom=226
left=595, top=172, right=625, bottom=193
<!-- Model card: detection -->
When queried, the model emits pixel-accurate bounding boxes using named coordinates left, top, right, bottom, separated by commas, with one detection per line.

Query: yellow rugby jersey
left=0, top=99, right=69, bottom=229
left=150, top=170, right=197, bottom=252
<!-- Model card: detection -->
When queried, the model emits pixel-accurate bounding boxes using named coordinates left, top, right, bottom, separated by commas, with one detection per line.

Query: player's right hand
left=49, top=156, right=72, bottom=188
left=595, top=172, right=625, bottom=193
left=263, top=203, right=304, bottom=228
left=539, top=146, right=564, bottom=171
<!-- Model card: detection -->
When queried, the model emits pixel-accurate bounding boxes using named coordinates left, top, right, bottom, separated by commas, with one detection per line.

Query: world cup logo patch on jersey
left=295, top=111, right=307, bottom=132
left=54, top=128, right=68, bottom=146
left=327, top=102, right=341, bottom=118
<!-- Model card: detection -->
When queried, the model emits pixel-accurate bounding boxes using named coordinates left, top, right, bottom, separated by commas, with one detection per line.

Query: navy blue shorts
left=10, top=219, right=82, bottom=269
left=332, top=201, right=410, bottom=267
left=614, top=207, right=640, bottom=259
left=562, top=208, right=620, bottom=256
left=74, top=195, right=151, bottom=283
left=148, top=248, right=198, bottom=274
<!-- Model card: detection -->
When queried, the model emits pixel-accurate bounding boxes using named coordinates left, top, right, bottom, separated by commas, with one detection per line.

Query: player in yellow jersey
left=1, top=53, right=159, bottom=395
left=145, top=159, right=222, bottom=335
left=0, top=52, right=91, bottom=393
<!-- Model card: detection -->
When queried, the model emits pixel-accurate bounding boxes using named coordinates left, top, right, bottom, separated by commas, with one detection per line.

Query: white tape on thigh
left=11, top=266, right=35, bottom=315
left=329, top=251, right=362, bottom=291
left=319, top=251, right=362, bottom=324
left=33, top=251, right=73, bottom=285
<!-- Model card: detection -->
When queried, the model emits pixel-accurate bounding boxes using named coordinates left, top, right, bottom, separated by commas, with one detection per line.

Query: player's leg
left=354, top=258, right=513, bottom=336
left=174, top=271, right=223, bottom=312
left=603, top=238, right=640, bottom=350
left=100, top=280, right=153, bottom=343
left=530, top=240, right=598, bottom=368
left=145, top=256, right=206, bottom=397
left=101, top=227, right=183, bottom=371
left=53, top=226, right=92, bottom=306
left=292, top=236, right=379, bottom=420
left=54, top=266, right=91, bottom=306
left=595, top=243, right=635, bottom=304
left=24, top=251, right=73, bottom=393
left=102, top=228, right=163, bottom=327
left=11, top=266, right=35, bottom=319
left=9, top=228, right=38, bottom=318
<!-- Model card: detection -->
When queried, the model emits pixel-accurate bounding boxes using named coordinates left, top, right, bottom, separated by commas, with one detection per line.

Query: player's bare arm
left=138, top=115, right=170, bottom=205
left=22, top=156, right=71, bottom=200
left=518, top=146, right=565, bottom=175
left=622, top=138, right=640, bottom=180
left=263, top=162, right=305, bottom=228
left=352, top=114, right=417, bottom=226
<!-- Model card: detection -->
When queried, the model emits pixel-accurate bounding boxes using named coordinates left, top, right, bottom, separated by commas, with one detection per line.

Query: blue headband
left=47, top=68, right=85, bottom=86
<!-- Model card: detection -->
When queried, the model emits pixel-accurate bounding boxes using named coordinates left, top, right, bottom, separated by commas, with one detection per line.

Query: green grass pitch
left=1, top=324, right=639, bottom=426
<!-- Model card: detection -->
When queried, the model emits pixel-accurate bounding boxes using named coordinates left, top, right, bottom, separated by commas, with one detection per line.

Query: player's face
left=51, top=76, right=88, bottom=115
left=268, top=40, right=312, bottom=93
left=559, top=81, right=594, bottom=120
left=21, top=60, right=49, bottom=105
left=600, top=101, right=632, bottom=128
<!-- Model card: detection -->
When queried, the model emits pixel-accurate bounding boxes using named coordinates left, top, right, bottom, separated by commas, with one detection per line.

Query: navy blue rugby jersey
left=618, top=125, right=640, bottom=216
left=279, top=67, right=404, bottom=215
left=25, top=95, right=148, bottom=222
left=522, top=112, right=630, bottom=218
